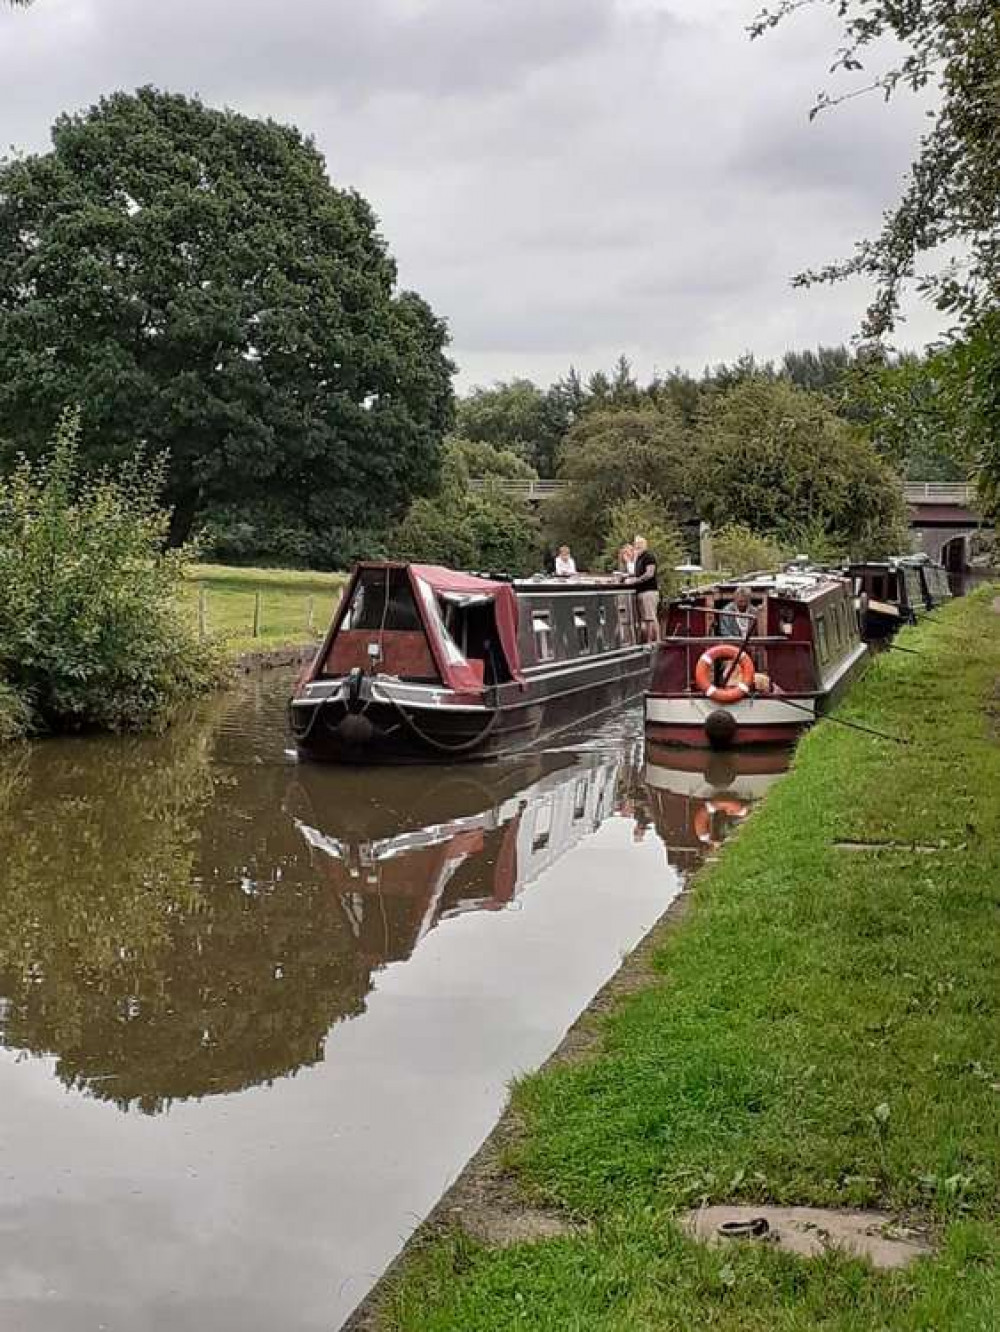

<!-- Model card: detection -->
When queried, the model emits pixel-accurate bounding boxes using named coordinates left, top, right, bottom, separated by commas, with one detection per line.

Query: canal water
left=0, top=672, right=789, bottom=1332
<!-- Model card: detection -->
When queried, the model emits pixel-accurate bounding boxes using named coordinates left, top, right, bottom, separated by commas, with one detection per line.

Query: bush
left=601, top=492, right=686, bottom=591
left=0, top=411, right=222, bottom=735
left=711, top=523, right=787, bottom=576
left=0, top=681, right=31, bottom=744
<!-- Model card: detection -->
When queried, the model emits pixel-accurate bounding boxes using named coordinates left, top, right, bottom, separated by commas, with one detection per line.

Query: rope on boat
left=388, top=688, right=502, bottom=756
left=774, top=695, right=910, bottom=746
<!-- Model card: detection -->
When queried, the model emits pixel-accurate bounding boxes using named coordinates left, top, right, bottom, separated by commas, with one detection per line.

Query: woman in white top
left=554, top=544, right=577, bottom=576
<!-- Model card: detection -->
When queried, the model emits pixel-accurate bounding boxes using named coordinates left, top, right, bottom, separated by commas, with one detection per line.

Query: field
left=184, top=563, right=347, bottom=656
left=382, top=589, right=1000, bottom=1331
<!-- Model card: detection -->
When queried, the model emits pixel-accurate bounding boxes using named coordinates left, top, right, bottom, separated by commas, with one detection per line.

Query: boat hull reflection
left=644, top=742, right=793, bottom=872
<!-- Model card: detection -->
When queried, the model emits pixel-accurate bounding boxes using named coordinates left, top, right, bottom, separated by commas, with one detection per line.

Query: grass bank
left=383, top=590, right=1000, bottom=1331
left=185, top=563, right=346, bottom=657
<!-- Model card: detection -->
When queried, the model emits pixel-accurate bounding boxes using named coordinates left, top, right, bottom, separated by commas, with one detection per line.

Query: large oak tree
left=0, top=88, right=454, bottom=557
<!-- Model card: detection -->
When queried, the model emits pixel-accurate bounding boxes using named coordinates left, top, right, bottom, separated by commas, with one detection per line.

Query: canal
left=0, top=671, right=788, bottom=1331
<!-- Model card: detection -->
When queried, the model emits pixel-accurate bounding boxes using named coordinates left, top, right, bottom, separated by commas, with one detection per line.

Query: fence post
left=307, top=595, right=315, bottom=634
left=252, top=590, right=261, bottom=639
left=198, top=586, right=207, bottom=641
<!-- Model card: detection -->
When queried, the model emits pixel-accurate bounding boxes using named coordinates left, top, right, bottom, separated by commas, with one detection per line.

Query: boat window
left=532, top=800, right=553, bottom=852
left=872, top=575, right=885, bottom=600
left=816, top=614, right=829, bottom=661
left=618, top=603, right=633, bottom=646
left=342, top=569, right=422, bottom=631
left=573, top=608, right=590, bottom=654
left=573, top=778, right=589, bottom=820
left=532, top=610, right=554, bottom=662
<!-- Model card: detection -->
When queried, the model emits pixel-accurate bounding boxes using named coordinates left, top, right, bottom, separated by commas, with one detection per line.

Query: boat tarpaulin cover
left=409, top=565, right=523, bottom=690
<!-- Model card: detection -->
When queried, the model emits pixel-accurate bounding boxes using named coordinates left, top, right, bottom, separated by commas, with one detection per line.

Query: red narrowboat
left=645, top=570, right=867, bottom=749
left=290, top=562, right=651, bottom=763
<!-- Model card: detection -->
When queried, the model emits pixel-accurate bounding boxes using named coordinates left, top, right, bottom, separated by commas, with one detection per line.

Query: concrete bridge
left=903, top=482, right=981, bottom=569
left=468, top=478, right=986, bottom=567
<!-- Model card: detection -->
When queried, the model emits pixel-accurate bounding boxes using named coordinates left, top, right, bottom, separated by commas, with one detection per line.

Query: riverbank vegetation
left=381, top=589, right=1000, bottom=1330
left=0, top=414, right=220, bottom=740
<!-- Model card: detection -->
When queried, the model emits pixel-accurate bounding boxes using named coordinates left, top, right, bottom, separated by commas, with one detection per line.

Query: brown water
left=0, top=672, right=789, bottom=1332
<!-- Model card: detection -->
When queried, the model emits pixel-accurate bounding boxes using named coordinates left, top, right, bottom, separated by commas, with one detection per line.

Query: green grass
left=383, top=589, right=1000, bottom=1330
left=183, top=563, right=346, bottom=655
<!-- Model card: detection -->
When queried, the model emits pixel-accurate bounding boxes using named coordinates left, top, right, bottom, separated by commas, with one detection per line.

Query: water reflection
left=644, top=743, right=793, bottom=871
left=0, top=675, right=795, bottom=1332
left=0, top=684, right=643, bottom=1115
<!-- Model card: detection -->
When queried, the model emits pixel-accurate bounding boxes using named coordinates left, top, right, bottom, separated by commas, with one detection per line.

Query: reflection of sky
left=0, top=817, right=677, bottom=1332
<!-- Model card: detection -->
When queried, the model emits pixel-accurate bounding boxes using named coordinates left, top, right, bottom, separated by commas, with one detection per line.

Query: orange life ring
left=694, top=644, right=755, bottom=705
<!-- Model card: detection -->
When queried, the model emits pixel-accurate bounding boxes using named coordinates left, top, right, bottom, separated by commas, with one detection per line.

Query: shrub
left=0, top=411, right=222, bottom=735
left=601, top=492, right=685, bottom=590
left=711, top=523, right=787, bottom=576
left=0, top=681, right=31, bottom=744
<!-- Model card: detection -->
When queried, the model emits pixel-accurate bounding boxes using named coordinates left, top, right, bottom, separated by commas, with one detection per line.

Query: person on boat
left=633, top=536, right=659, bottom=643
left=618, top=543, right=636, bottom=577
left=719, top=585, right=753, bottom=638
left=554, top=544, right=577, bottom=576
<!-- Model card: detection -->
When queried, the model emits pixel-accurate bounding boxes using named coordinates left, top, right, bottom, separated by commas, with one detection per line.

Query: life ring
left=694, top=644, right=755, bottom=705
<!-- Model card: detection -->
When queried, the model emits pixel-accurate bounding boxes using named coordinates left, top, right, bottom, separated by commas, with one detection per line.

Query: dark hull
left=293, top=651, right=652, bottom=764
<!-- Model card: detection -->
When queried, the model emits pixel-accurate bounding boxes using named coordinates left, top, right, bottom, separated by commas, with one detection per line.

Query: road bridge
left=468, top=478, right=987, bottom=567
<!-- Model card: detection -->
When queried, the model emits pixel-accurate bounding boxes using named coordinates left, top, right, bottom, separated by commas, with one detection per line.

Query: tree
left=0, top=89, right=454, bottom=562
left=448, top=434, right=537, bottom=481
left=711, top=523, right=787, bottom=577
left=849, top=353, right=967, bottom=482
left=391, top=440, right=541, bottom=575
left=601, top=492, right=685, bottom=585
left=546, top=404, right=692, bottom=568
left=752, top=2, right=1000, bottom=338
left=456, top=379, right=566, bottom=477
left=692, top=379, right=908, bottom=558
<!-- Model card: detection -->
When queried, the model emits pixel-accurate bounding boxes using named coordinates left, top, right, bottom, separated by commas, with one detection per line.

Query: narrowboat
left=290, top=563, right=651, bottom=763
left=645, top=570, right=867, bottom=749
left=846, top=554, right=951, bottom=640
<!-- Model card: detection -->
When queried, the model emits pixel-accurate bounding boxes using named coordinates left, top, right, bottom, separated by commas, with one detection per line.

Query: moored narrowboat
left=846, top=554, right=951, bottom=640
left=290, top=563, right=651, bottom=763
left=645, top=570, right=867, bottom=749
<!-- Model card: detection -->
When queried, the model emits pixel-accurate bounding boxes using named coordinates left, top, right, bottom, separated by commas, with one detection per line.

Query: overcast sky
left=0, top=0, right=942, bottom=388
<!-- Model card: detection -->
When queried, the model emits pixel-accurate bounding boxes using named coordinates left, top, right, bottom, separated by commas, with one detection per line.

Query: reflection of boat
left=290, top=563, right=651, bottom=763
left=646, top=570, right=866, bottom=749
left=643, top=742, right=792, bottom=871
left=292, top=752, right=631, bottom=962
left=845, top=554, right=952, bottom=640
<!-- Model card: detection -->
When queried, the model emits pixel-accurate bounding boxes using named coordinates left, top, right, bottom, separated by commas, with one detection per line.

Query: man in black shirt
left=633, top=535, right=659, bottom=643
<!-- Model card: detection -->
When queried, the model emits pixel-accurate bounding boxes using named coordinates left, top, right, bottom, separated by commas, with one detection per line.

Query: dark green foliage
left=692, top=380, right=909, bottom=558
left=0, top=88, right=454, bottom=554
left=456, top=380, right=568, bottom=477
left=391, top=442, right=541, bottom=575
left=547, top=404, right=691, bottom=568
left=0, top=411, right=220, bottom=735
left=448, top=435, right=537, bottom=481
left=600, top=493, right=685, bottom=585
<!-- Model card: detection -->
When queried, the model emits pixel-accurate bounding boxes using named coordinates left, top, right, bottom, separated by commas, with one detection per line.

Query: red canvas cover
left=408, top=565, right=523, bottom=691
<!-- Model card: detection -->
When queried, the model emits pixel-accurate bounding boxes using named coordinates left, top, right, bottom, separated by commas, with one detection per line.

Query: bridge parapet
left=904, top=482, right=976, bottom=506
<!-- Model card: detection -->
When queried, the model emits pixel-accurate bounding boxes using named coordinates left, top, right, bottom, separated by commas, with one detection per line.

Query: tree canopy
left=0, top=88, right=454, bottom=565
left=692, top=379, right=908, bottom=558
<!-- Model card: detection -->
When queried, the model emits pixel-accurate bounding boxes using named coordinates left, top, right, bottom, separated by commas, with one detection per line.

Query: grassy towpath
left=184, top=563, right=346, bottom=657
left=384, top=589, right=1000, bottom=1331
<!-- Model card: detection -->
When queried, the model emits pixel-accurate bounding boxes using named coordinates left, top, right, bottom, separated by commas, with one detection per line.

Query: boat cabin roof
left=676, top=569, right=849, bottom=606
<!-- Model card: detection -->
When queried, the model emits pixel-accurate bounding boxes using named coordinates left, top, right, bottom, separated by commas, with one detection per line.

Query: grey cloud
left=0, top=0, right=945, bottom=387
